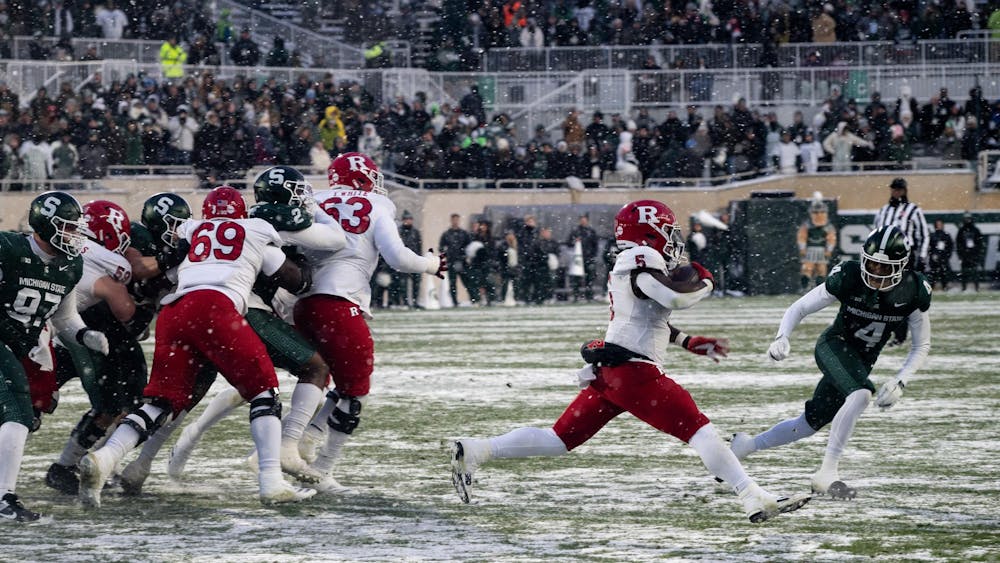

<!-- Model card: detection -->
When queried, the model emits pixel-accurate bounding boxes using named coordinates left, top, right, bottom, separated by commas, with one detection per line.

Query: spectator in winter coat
left=78, top=131, right=108, bottom=179
left=955, top=213, right=985, bottom=291
left=230, top=28, right=260, bottom=66
left=822, top=122, right=873, bottom=172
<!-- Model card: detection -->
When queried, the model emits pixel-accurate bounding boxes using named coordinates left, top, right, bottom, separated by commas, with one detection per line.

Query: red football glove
left=686, top=336, right=730, bottom=362
left=688, top=261, right=714, bottom=284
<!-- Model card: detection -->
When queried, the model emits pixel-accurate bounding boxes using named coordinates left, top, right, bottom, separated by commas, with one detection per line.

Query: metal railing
left=481, top=38, right=1000, bottom=72
left=0, top=178, right=106, bottom=192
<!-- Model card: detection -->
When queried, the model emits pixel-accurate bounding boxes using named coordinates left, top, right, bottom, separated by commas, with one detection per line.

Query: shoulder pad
left=82, top=240, right=132, bottom=283
left=825, top=259, right=858, bottom=298
left=612, top=246, right=667, bottom=274
left=249, top=203, right=312, bottom=232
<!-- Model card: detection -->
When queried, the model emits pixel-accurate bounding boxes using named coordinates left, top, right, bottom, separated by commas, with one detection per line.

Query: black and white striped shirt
left=873, top=201, right=930, bottom=263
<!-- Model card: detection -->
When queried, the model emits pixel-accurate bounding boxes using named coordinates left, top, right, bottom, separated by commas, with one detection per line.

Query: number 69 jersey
left=825, top=260, right=931, bottom=360
left=305, top=188, right=437, bottom=316
left=161, top=218, right=286, bottom=315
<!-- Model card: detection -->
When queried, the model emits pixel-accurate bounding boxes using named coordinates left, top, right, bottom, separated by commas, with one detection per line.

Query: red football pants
left=144, top=290, right=278, bottom=414
left=293, top=295, right=374, bottom=397
left=553, top=362, right=711, bottom=450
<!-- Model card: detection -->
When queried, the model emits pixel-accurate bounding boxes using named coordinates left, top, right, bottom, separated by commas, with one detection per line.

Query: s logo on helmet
left=41, top=196, right=61, bottom=217
left=155, top=196, right=173, bottom=215
left=636, top=206, right=659, bottom=225
left=268, top=167, right=285, bottom=184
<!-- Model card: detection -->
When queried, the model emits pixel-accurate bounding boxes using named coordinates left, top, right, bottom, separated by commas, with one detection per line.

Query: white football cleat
left=78, top=451, right=115, bottom=508
left=280, top=442, right=324, bottom=484
left=730, top=432, right=756, bottom=461
left=310, top=473, right=352, bottom=495
left=811, top=470, right=857, bottom=500
left=119, top=457, right=151, bottom=496
left=450, top=439, right=490, bottom=504
left=298, top=426, right=325, bottom=464
left=259, top=480, right=316, bottom=505
left=741, top=487, right=812, bottom=523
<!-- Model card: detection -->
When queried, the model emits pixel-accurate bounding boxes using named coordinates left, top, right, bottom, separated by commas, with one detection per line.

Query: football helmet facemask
left=614, top=199, right=684, bottom=267
left=253, top=165, right=311, bottom=206
left=28, top=191, right=89, bottom=257
left=861, top=225, right=910, bottom=291
left=328, top=152, right=386, bottom=196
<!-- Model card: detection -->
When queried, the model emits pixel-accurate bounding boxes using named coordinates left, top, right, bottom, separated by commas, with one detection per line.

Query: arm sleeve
left=50, top=289, right=88, bottom=339
left=634, top=271, right=713, bottom=310
left=375, top=216, right=436, bottom=274
left=897, top=310, right=930, bottom=384
left=776, top=283, right=838, bottom=337
left=280, top=222, right=346, bottom=252
left=260, top=246, right=287, bottom=276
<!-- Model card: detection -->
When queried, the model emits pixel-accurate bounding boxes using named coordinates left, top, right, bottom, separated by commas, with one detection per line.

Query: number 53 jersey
left=824, top=260, right=932, bottom=361
left=305, top=189, right=436, bottom=316
left=162, top=218, right=286, bottom=315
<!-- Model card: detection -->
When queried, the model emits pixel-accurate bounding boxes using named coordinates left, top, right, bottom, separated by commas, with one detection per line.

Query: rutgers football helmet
left=861, top=225, right=910, bottom=291
left=142, top=192, right=191, bottom=249
left=614, top=199, right=684, bottom=266
left=328, top=152, right=386, bottom=196
left=28, top=191, right=89, bottom=257
left=203, top=185, right=247, bottom=219
left=253, top=165, right=311, bottom=206
left=83, top=199, right=132, bottom=255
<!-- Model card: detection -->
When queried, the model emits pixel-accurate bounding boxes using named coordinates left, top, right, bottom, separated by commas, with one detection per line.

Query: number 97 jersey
left=164, top=217, right=285, bottom=314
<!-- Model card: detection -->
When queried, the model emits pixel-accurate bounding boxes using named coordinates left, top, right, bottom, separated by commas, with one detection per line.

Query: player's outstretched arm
left=667, top=323, right=729, bottom=363
left=769, top=284, right=838, bottom=361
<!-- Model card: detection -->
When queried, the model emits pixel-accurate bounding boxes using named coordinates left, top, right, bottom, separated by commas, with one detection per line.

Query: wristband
left=76, top=328, right=90, bottom=346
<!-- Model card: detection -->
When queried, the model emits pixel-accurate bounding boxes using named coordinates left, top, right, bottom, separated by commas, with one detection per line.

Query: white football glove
left=81, top=329, right=110, bottom=355
left=767, top=335, right=790, bottom=362
left=875, top=378, right=905, bottom=410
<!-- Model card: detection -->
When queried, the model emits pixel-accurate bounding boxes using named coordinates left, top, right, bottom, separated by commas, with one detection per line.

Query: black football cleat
left=45, top=463, right=80, bottom=495
left=0, top=493, right=41, bottom=523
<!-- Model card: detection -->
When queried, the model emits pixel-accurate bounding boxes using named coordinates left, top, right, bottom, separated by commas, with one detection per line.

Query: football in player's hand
left=669, top=264, right=700, bottom=284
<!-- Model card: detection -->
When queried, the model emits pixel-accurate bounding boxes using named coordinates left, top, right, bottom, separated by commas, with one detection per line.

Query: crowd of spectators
left=2, top=68, right=999, bottom=190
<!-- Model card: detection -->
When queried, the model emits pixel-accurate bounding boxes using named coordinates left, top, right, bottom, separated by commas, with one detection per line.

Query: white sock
left=282, top=383, right=324, bottom=443
left=488, top=427, right=568, bottom=459
left=102, top=404, right=164, bottom=464
left=305, top=391, right=338, bottom=437
left=753, top=412, right=817, bottom=452
left=688, top=423, right=753, bottom=493
left=56, top=434, right=90, bottom=467
left=0, top=422, right=29, bottom=494
left=312, top=430, right=350, bottom=473
left=248, top=392, right=282, bottom=480
left=193, top=387, right=245, bottom=437
left=135, top=410, right=186, bottom=466
left=820, top=389, right=871, bottom=474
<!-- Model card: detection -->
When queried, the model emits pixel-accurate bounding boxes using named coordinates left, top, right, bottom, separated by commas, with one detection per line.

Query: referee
left=872, top=177, right=929, bottom=344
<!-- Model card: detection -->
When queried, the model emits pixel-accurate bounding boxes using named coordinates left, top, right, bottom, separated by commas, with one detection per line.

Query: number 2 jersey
left=0, top=231, right=83, bottom=357
left=162, top=218, right=286, bottom=315
left=306, top=189, right=437, bottom=317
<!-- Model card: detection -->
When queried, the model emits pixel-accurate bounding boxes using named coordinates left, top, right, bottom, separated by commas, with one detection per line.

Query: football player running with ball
left=450, top=200, right=811, bottom=523
left=294, top=152, right=446, bottom=493
left=79, top=187, right=318, bottom=507
left=0, top=192, right=109, bottom=522
left=731, top=225, right=931, bottom=499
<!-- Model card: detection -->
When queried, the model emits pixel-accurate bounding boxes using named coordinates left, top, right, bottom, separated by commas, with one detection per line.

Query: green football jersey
left=824, top=260, right=932, bottom=361
left=248, top=203, right=312, bottom=232
left=804, top=222, right=834, bottom=248
left=0, top=231, right=83, bottom=357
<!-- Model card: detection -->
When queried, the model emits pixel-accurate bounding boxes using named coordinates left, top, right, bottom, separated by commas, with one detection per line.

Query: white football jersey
left=75, top=239, right=132, bottom=312
left=247, top=221, right=345, bottom=312
left=305, top=189, right=437, bottom=316
left=162, top=218, right=286, bottom=314
left=603, top=246, right=675, bottom=365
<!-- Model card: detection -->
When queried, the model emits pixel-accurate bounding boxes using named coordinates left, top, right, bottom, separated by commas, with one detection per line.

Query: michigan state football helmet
left=29, top=191, right=88, bottom=257
left=253, top=165, right=311, bottom=206
left=141, top=192, right=191, bottom=248
left=861, top=225, right=910, bottom=291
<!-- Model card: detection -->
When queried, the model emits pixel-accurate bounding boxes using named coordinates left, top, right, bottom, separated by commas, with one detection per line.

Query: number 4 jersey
left=162, top=218, right=286, bottom=315
left=824, top=260, right=931, bottom=361
left=0, top=231, right=83, bottom=357
left=306, top=189, right=438, bottom=316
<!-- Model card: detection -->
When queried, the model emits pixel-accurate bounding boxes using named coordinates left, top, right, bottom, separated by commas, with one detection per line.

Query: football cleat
left=450, top=439, right=489, bottom=504
left=742, top=489, right=812, bottom=523
left=280, top=442, right=323, bottom=484
left=119, top=457, right=151, bottom=496
left=309, top=473, right=352, bottom=495
left=0, top=493, right=41, bottom=523
left=811, top=471, right=858, bottom=500
left=730, top=432, right=756, bottom=461
left=45, top=463, right=80, bottom=495
left=259, top=480, right=316, bottom=505
left=78, top=451, right=115, bottom=508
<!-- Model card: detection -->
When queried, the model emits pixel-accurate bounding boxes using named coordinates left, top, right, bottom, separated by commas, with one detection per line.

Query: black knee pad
left=72, top=409, right=108, bottom=449
left=325, top=388, right=340, bottom=402
left=327, top=396, right=362, bottom=435
left=120, top=403, right=171, bottom=445
left=249, top=389, right=282, bottom=422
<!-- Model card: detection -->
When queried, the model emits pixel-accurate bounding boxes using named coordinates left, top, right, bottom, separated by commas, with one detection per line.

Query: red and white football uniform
left=294, top=188, right=438, bottom=397
left=553, top=245, right=714, bottom=448
left=146, top=217, right=287, bottom=413
left=75, top=240, right=132, bottom=312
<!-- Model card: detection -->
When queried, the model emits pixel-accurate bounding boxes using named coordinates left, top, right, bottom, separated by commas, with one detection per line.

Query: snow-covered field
left=7, top=292, right=1000, bottom=562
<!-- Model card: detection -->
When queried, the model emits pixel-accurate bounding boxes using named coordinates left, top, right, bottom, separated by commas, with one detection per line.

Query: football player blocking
left=78, top=186, right=323, bottom=507
left=0, top=192, right=110, bottom=522
left=450, top=200, right=812, bottom=523
left=734, top=225, right=931, bottom=499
